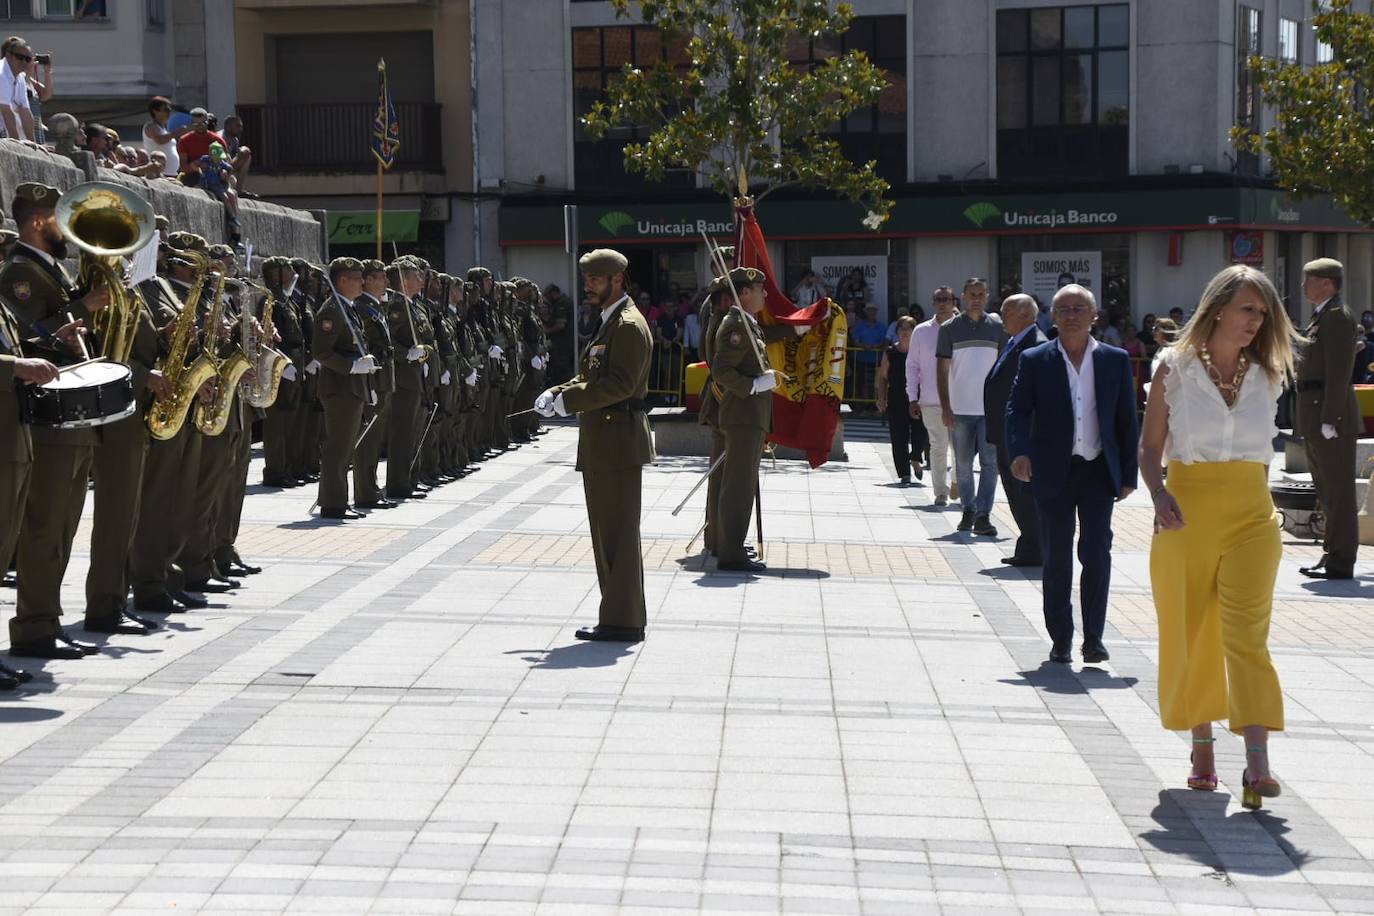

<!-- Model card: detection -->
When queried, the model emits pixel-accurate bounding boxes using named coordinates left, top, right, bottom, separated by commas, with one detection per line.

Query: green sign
left=327, top=211, right=421, bottom=245
left=499, top=187, right=1370, bottom=245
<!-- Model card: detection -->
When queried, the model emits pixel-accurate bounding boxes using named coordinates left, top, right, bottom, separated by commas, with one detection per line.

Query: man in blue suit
left=1006, top=285, right=1139, bottom=665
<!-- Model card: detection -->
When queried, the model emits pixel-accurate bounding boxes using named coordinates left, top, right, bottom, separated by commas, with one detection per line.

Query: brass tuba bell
left=55, top=181, right=157, bottom=365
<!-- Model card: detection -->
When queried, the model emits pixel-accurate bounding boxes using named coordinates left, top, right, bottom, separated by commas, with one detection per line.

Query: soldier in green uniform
left=417, top=268, right=450, bottom=487
left=696, top=276, right=729, bottom=556
left=353, top=258, right=397, bottom=509
left=384, top=257, right=429, bottom=500
left=456, top=281, right=486, bottom=472
left=261, top=256, right=304, bottom=487
left=511, top=278, right=549, bottom=442
left=313, top=257, right=376, bottom=519
left=465, top=270, right=497, bottom=461
left=289, top=258, right=320, bottom=484
left=710, top=267, right=778, bottom=573
left=2, top=182, right=109, bottom=658
left=0, top=265, right=62, bottom=684
left=541, top=248, right=654, bottom=642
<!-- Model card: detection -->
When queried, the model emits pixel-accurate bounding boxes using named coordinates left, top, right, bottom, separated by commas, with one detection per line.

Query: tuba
left=193, top=269, right=254, bottom=436
left=146, top=247, right=218, bottom=439
left=55, top=181, right=156, bottom=364
left=235, top=278, right=290, bottom=408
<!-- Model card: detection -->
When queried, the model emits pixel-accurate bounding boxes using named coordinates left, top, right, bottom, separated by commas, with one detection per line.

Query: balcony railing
left=237, top=102, right=444, bottom=174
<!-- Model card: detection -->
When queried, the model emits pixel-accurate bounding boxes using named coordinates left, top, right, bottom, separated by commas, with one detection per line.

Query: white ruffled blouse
left=1159, top=346, right=1280, bottom=465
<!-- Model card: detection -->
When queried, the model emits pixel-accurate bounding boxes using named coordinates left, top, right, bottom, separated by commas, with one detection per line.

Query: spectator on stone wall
left=221, top=115, right=253, bottom=194
left=176, top=108, right=227, bottom=168
left=0, top=37, right=35, bottom=142
left=23, top=50, right=50, bottom=144
left=144, top=96, right=191, bottom=177
left=83, top=122, right=114, bottom=167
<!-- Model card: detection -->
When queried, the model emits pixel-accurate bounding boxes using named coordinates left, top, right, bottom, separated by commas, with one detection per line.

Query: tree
left=1234, top=0, right=1374, bottom=225
left=582, top=0, right=893, bottom=226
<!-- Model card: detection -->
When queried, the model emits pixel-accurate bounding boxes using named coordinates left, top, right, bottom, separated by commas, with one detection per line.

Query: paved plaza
left=2, top=422, right=1373, bottom=915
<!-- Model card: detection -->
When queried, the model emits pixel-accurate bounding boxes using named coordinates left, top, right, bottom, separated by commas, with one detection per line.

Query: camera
left=35, top=53, right=49, bottom=66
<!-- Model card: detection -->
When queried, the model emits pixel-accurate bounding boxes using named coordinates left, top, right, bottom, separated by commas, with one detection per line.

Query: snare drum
left=17, top=360, right=136, bottom=429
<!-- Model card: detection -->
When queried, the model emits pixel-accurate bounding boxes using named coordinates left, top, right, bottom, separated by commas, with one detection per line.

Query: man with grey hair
left=984, top=294, right=1046, bottom=567
left=1007, top=284, right=1139, bottom=665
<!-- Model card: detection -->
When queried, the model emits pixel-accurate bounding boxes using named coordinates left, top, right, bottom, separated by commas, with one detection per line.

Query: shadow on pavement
left=998, top=661, right=1138, bottom=694
left=0, top=705, right=63, bottom=723
left=1138, top=789, right=1308, bottom=875
left=508, top=643, right=634, bottom=669
left=976, top=565, right=1038, bottom=580
left=1299, top=575, right=1374, bottom=598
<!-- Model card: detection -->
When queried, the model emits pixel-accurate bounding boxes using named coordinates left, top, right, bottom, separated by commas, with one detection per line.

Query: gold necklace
left=1199, top=343, right=1248, bottom=407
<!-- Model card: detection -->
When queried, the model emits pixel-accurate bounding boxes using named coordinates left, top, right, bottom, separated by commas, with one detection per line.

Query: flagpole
left=375, top=159, right=383, bottom=262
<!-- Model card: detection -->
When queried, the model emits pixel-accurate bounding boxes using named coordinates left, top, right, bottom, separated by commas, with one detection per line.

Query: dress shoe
left=934, top=495, right=948, bottom=507
left=574, top=624, right=645, bottom=642
left=319, top=507, right=363, bottom=520
left=1298, top=554, right=1328, bottom=576
left=356, top=499, right=398, bottom=510
left=227, top=555, right=263, bottom=575
left=1082, top=641, right=1110, bottom=664
left=0, top=671, right=17, bottom=690
left=169, top=590, right=207, bottom=609
left=57, top=632, right=100, bottom=655
left=0, top=661, right=33, bottom=684
left=304, top=472, right=320, bottom=483
left=10, top=636, right=87, bottom=660
left=1300, top=566, right=1353, bottom=580
left=957, top=508, right=975, bottom=531
left=85, top=610, right=160, bottom=634
left=1048, top=641, right=1072, bottom=664
left=1000, top=556, right=1041, bottom=567
left=261, top=474, right=295, bottom=488
left=898, top=475, right=911, bottom=487
left=134, top=593, right=187, bottom=614
left=973, top=515, right=998, bottom=537
left=187, top=577, right=239, bottom=593
left=717, top=558, right=768, bottom=573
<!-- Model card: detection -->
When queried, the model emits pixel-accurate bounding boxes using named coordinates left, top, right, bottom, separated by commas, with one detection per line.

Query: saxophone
left=146, top=249, right=218, bottom=440
left=238, top=279, right=291, bottom=408
left=193, top=271, right=254, bottom=436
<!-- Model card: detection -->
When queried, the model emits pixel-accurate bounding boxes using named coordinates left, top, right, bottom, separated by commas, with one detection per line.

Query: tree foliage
left=582, top=0, right=892, bottom=225
left=1233, top=0, right=1374, bottom=225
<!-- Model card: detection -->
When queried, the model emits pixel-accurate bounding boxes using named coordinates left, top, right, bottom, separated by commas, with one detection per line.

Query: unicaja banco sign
left=597, top=209, right=735, bottom=238
left=963, top=202, right=1119, bottom=229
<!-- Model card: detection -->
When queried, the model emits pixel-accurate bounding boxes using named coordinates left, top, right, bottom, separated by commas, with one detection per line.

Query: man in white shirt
left=906, top=287, right=957, bottom=504
left=0, top=40, right=35, bottom=142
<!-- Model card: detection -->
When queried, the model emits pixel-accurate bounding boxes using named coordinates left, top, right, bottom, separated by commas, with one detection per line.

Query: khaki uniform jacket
left=0, top=301, right=33, bottom=463
left=313, top=293, right=368, bottom=402
left=1295, top=294, right=1362, bottom=437
left=387, top=292, right=426, bottom=392
left=711, top=305, right=772, bottom=431
left=357, top=292, right=396, bottom=395
left=553, top=296, right=655, bottom=472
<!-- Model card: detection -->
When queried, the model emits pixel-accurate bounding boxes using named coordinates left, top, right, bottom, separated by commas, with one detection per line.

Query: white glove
left=534, top=389, right=557, bottom=417
left=350, top=356, right=376, bottom=375
left=282, top=364, right=298, bottom=381
left=422, top=363, right=429, bottom=379
left=369, top=390, right=378, bottom=406
left=531, top=355, right=546, bottom=370
left=750, top=369, right=779, bottom=394
left=488, top=345, right=503, bottom=359
left=304, top=359, right=320, bottom=375
left=465, top=369, right=479, bottom=387
left=553, top=393, right=568, bottom=417
left=406, top=346, right=424, bottom=362
left=1321, top=423, right=1338, bottom=440
left=793, top=324, right=810, bottom=337
left=440, top=370, right=451, bottom=386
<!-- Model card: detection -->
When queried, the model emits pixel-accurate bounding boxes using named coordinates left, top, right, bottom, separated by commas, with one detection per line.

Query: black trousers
left=996, top=443, right=1041, bottom=562
left=886, top=398, right=928, bottom=478
left=1037, top=456, right=1115, bottom=648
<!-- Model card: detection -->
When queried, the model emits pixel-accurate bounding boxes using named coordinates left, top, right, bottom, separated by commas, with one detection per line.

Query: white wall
left=1132, top=231, right=1228, bottom=322
left=908, top=237, right=995, bottom=309
left=507, top=246, right=576, bottom=293
left=205, top=0, right=237, bottom=116
left=1347, top=236, right=1374, bottom=317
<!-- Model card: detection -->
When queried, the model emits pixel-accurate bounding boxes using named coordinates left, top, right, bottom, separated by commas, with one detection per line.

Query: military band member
left=385, top=257, right=428, bottom=500
left=539, top=248, right=654, bottom=642
left=314, top=257, right=376, bottom=519
left=1296, top=258, right=1362, bottom=580
left=2, top=182, right=109, bottom=659
left=354, top=259, right=397, bottom=509
left=289, top=258, right=320, bottom=484
left=261, top=256, right=305, bottom=488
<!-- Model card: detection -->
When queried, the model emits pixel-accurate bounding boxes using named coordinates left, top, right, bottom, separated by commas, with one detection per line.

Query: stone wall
left=0, top=143, right=323, bottom=262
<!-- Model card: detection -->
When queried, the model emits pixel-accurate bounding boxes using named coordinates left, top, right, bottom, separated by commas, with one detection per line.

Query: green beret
left=260, top=257, right=289, bottom=279
left=1303, top=257, right=1343, bottom=280
left=168, top=231, right=208, bottom=253
left=513, top=278, right=538, bottom=292
left=718, top=246, right=736, bottom=260
left=578, top=248, right=629, bottom=277
left=13, top=181, right=60, bottom=211
left=290, top=258, right=310, bottom=271
left=208, top=243, right=235, bottom=260
left=413, top=258, right=432, bottom=272
left=728, top=266, right=766, bottom=288
left=361, top=259, right=386, bottom=275
left=154, top=215, right=171, bottom=233
left=466, top=267, right=492, bottom=282
left=392, top=256, right=420, bottom=272
left=329, top=256, right=364, bottom=274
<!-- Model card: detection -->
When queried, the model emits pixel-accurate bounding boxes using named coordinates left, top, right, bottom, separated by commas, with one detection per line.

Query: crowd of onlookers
left=0, top=33, right=252, bottom=245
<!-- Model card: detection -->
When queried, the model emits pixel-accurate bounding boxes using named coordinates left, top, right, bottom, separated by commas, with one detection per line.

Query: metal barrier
left=842, top=345, right=884, bottom=412
left=646, top=341, right=691, bottom=404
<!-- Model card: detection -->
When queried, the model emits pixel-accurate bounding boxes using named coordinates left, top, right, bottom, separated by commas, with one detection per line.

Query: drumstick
left=64, top=311, right=91, bottom=361
left=56, top=356, right=108, bottom=375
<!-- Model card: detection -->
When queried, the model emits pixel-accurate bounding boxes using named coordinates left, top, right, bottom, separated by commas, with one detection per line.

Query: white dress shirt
left=1160, top=347, right=1280, bottom=465
left=1059, top=336, right=1102, bottom=461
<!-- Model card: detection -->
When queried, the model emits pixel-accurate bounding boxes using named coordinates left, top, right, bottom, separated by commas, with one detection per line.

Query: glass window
left=1062, top=54, right=1092, bottom=125
left=1316, top=39, right=1333, bottom=64
left=1063, top=7, right=1095, bottom=49
left=997, top=10, right=1028, bottom=53
left=997, top=57, right=1028, bottom=129
left=1032, top=56, right=1060, bottom=126
left=1279, top=17, right=1299, bottom=65
left=1098, top=5, right=1129, bottom=46
left=1098, top=50, right=1128, bottom=123
left=1030, top=9, right=1061, bottom=50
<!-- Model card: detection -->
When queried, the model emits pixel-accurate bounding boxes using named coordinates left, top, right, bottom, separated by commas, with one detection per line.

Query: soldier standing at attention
left=261, top=256, right=304, bottom=488
left=353, top=259, right=397, bottom=509
left=710, top=267, right=777, bottom=573
left=1296, top=258, right=1362, bottom=580
left=314, top=257, right=376, bottom=519
left=385, top=257, right=428, bottom=501
left=539, top=249, right=654, bottom=643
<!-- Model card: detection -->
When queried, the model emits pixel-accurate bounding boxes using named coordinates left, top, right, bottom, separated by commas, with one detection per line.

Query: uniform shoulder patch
left=12, top=281, right=29, bottom=300
left=320, top=319, right=334, bottom=332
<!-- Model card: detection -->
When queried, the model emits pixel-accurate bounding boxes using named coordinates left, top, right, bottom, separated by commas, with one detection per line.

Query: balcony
left=238, top=102, right=443, bottom=174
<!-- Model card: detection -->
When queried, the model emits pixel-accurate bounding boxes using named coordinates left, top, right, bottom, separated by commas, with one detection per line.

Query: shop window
left=995, top=5, right=1129, bottom=180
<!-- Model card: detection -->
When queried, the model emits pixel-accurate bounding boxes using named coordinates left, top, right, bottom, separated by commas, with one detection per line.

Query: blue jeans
left=951, top=414, right=998, bottom=516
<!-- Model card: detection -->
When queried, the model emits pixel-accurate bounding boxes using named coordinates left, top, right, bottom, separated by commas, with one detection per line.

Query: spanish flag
left=372, top=59, right=401, bottom=169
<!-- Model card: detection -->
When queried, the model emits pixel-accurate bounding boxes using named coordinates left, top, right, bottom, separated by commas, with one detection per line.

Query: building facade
left=486, top=0, right=1373, bottom=327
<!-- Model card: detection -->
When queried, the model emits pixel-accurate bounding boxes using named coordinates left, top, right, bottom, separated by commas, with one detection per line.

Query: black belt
left=1293, top=379, right=1324, bottom=392
left=607, top=398, right=647, bottom=412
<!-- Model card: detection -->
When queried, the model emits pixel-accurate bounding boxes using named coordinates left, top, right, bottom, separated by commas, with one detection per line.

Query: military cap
left=0, top=229, right=17, bottom=246
left=1303, top=257, right=1343, bottom=280
left=290, top=257, right=310, bottom=271
left=13, top=181, right=60, bottom=211
left=393, top=255, right=421, bottom=272
left=513, top=277, right=538, bottom=291
left=578, top=248, right=629, bottom=277
left=727, top=266, right=766, bottom=288
left=360, top=258, right=386, bottom=276
left=414, top=257, right=432, bottom=272
left=466, top=267, right=492, bottom=282
left=718, top=245, right=736, bottom=260
left=154, top=214, right=171, bottom=233
left=208, top=243, right=234, bottom=260
left=329, top=256, right=364, bottom=274
left=260, top=256, right=290, bottom=278
left=168, top=231, right=208, bottom=253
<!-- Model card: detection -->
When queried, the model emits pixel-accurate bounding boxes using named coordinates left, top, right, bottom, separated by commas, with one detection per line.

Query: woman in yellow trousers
left=1140, top=265, right=1301, bottom=810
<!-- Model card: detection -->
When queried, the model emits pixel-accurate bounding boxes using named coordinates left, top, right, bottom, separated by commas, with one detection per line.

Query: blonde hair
left=1174, top=265, right=1300, bottom=382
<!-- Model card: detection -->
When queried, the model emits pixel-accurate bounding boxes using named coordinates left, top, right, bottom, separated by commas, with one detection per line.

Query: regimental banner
left=810, top=255, right=888, bottom=311
left=1020, top=251, right=1102, bottom=305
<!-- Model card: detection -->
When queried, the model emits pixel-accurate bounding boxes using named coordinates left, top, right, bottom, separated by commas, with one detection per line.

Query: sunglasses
left=10, top=51, right=31, bottom=62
